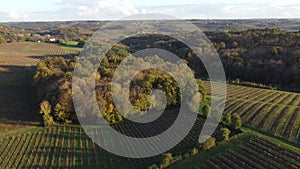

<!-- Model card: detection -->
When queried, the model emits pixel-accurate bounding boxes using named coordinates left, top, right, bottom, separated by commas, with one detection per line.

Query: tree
left=202, top=136, right=216, bottom=150
left=201, top=104, right=211, bottom=119
left=148, top=164, right=159, bottom=169
left=220, top=42, right=226, bottom=49
left=0, top=35, right=6, bottom=44
left=231, top=113, right=242, bottom=129
left=54, top=103, right=67, bottom=123
left=161, top=153, right=173, bottom=167
left=33, top=61, right=54, bottom=82
left=191, top=148, right=199, bottom=156
left=272, top=47, right=279, bottom=56
left=232, top=41, right=238, bottom=48
left=64, top=71, right=73, bottom=80
left=223, top=113, right=232, bottom=125
left=188, top=93, right=202, bottom=112
left=40, top=100, right=55, bottom=127
left=220, top=128, right=231, bottom=141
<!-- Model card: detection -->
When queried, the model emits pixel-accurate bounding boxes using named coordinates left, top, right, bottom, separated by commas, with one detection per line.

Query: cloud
left=222, top=5, right=236, bottom=13
left=0, top=0, right=299, bottom=22
left=58, top=0, right=143, bottom=20
left=9, top=10, right=29, bottom=20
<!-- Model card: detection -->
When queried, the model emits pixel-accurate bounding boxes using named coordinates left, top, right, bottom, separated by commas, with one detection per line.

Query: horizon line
left=1, top=18, right=300, bottom=23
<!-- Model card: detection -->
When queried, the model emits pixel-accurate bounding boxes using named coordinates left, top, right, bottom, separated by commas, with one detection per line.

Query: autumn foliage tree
left=0, top=35, right=6, bottom=44
left=39, top=100, right=55, bottom=127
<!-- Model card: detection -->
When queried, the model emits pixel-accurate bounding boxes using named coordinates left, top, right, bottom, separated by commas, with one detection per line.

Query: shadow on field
left=28, top=53, right=77, bottom=60
left=0, top=65, right=41, bottom=125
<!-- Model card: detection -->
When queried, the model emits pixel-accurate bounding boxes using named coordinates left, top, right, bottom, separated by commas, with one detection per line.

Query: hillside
left=0, top=38, right=299, bottom=168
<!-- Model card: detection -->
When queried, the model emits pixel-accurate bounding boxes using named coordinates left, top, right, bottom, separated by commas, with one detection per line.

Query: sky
left=0, top=0, right=299, bottom=22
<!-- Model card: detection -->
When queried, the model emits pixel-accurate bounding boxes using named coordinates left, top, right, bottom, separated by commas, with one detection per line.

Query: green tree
left=202, top=136, right=216, bottom=150
left=64, top=71, right=73, bottom=80
left=133, top=93, right=151, bottom=111
left=272, top=47, right=279, bottom=56
left=201, top=104, right=211, bottom=119
left=39, top=101, right=55, bottom=127
left=191, top=148, right=199, bottom=156
left=161, top=153, right=173, bottom=167
left=188, top=93, right=202, bottom=112
left=223, top=113, right=232, bottom=125
left=231, top=113, right=242, bottom=129
left=148, top=164, right=159, bottom=169
left=220, top=128, right=231, bottom=141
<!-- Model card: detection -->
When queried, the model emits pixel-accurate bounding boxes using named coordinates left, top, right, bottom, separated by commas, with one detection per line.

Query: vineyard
left=202, top=137, right=300, bottom=169
left=170, top=135, right=300, bottom=169
left=0, top=42, right=79, bottom=66
left=204, top=82, right=300, bottom=142
left=0, top=112, right=224, bottom=169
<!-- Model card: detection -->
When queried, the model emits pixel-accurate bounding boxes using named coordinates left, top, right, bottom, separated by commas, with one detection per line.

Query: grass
left=62, top=46, right=82, bottom=52
left=0, top=125, right=43, bottom=138
left=58, top=41, right=82, bottom=53
left=64, top=41, right=79, bottom=46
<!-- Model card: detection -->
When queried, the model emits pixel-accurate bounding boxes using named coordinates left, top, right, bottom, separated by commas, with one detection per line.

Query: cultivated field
left=170, top=134, right=300, bottom=169
left=0, top=112, right=223, bottom=169
left=0, top=42, right=79, bottom=66
left=204, top=82, right=300, bottom=142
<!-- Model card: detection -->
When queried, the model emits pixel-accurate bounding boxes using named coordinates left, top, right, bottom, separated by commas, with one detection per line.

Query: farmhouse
left=49, top=38, right=56, bottom=42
